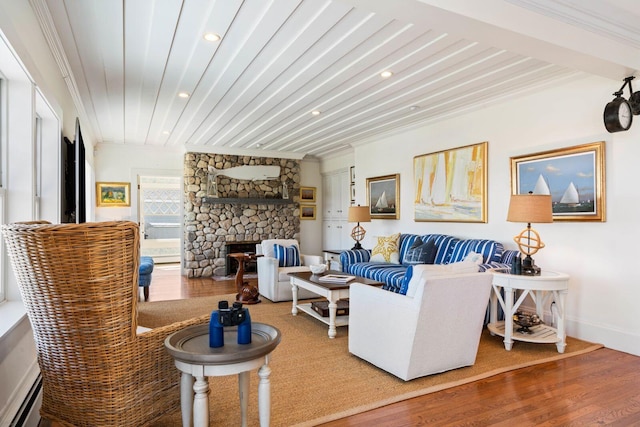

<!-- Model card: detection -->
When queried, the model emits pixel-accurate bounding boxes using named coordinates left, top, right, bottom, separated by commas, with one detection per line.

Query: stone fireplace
left=183, top=153, right=301, bottom=277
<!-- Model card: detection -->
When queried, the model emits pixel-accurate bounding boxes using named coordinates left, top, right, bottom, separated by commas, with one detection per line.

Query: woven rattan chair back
left=2, top=221, right=206, bottom=426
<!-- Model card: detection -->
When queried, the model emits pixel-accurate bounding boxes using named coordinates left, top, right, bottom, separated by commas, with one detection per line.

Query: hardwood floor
left=148, top=264, right=640, bottom=426
left=45, top=265, right=640, bottom=426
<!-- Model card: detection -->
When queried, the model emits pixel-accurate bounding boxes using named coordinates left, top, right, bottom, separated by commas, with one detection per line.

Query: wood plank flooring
left=49, top=264, right=640, bottom=426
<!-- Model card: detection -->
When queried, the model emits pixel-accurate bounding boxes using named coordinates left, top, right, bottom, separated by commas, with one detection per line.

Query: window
left=34, top=114, right=42, bottom=219
left=0, top=75, right=4, bottom=303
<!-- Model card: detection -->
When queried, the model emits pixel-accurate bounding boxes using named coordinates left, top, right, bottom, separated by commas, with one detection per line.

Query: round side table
left=165, top=322, right=281, bottom=427
left=488, top=270, right=569, bottom=353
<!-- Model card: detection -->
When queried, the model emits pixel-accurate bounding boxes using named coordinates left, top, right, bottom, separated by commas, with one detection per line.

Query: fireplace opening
left=225, top=241, right=260, bottom=275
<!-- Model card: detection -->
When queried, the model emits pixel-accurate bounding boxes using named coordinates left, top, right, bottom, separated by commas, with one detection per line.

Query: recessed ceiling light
left=380, top=70, right=393, bottom=78
left=178, top=92, right=190, bottom=98
left=204, top=33, right=221, bottom=42
left=311, top=110, right=321, bottom=116
left=409, top=105, right=420, bottom=111
left=256, top=143, right=262, bottom=148
left=162, top=131, right=170, bottom=135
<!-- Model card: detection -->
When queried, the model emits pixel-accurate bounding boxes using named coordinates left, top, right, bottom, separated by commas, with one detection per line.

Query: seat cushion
left=274, top=244, right=301, bottom=267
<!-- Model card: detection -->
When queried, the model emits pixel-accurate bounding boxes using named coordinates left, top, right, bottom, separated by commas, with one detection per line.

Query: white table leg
left=504, top=287, right=514, bottom=351
left=327, top=298, right=338, bottom=339
left=489, top=285, right=498, bottom=335
left=258, top=360, right=272, bottom=427
left=193, top=376, right=209, bottom=427
left=555, top=290, right=567, bottom=353
left=238, top=371, right=250, bottom=427
left=291, top=280, right=299, bottom=316
left=180, top=373, right=194, bottom=427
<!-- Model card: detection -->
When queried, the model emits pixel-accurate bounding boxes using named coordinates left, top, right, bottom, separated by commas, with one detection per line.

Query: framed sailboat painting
left=413, top=142, right=488, bottom=222
left=367, top=174, right=400, bottom=219
left=510, top=141, right=606, bottom=222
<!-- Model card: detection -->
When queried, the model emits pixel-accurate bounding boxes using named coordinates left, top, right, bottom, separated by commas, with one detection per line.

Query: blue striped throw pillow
left=273, top=244, right=301, bottom=267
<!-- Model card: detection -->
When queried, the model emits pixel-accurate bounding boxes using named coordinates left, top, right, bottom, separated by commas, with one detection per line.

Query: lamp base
left=521, top=255, right=541, bottom=276
left=351, top=241, right=363, bottom=250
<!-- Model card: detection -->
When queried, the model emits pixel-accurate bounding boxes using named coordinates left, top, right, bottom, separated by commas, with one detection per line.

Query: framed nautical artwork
left=413, top=141, right=487, bottom=222
left=366, top=174, right=400, bottom=219
left=511, top=141, right=606, bottom=222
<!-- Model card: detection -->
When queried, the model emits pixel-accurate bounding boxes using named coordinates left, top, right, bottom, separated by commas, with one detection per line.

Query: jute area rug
left=140, top=294, right=601, bottom=427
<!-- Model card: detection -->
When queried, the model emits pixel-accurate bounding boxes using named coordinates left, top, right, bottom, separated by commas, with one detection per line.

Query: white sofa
left=256, top=239, right=324, bottom=302
left=348, top=272, right=493, bottom=381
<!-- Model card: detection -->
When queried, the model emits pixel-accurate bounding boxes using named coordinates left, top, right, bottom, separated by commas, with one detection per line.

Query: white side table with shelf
left=488, top=270, right=569, bottom=353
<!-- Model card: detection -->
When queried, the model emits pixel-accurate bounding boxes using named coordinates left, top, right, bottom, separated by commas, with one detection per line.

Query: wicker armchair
left=1, top=221, right=208, bottom=426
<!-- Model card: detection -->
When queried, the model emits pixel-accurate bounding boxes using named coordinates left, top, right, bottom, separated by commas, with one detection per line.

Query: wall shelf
left=202, top=197, right=296, bottom=205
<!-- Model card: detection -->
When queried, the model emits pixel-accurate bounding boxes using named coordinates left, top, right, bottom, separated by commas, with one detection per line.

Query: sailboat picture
left=511, top=141, right=606, bottom=222
left=367, top=174, right=400, bottom=219
left=413, top=142, right=487, bottom=222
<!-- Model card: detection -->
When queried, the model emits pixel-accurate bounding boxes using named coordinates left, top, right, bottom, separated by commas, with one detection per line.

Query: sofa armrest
left=339, top=249, right=371, bottom=272
left=257, top=256, right=279, bottom=282
left=301, top=254, right=323, bottom=266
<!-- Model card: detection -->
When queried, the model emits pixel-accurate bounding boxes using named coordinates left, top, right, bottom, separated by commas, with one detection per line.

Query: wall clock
left=603, top=96, right=632, bottom=133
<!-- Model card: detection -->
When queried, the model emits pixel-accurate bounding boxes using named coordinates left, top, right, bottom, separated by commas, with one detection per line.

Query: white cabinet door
left=322, top=169, right=351, bottom=249
left=322, top=170, right=349, bottom=220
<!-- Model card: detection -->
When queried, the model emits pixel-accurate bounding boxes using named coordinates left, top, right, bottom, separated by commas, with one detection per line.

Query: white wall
left=93, top=144, right=184, bottom=222
left=299, top=158, right=323, bottom=256
left=345, top=74, right=640, bottom=356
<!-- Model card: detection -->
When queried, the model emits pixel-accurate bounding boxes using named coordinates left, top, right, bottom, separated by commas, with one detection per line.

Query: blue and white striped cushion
left=449, top=239, right=504, bottom=264
left=273, top=244, right=301, bottom=267
left=422, top=234, right=459, bottom=264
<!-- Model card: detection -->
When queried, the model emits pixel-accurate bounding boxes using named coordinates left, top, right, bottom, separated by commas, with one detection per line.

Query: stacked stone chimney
left=183, top=152, right=301, bottom=277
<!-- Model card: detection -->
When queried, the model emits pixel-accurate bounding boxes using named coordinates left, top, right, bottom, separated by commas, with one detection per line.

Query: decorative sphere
left=513, top=228, right=545, bottom=256
left=351, top=225, right=366, bottom=242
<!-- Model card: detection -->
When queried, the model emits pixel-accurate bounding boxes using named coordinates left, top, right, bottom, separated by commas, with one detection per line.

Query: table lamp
left=507, top=192, right=553, bottom=275
left=347, top=205, right=371, bottom=250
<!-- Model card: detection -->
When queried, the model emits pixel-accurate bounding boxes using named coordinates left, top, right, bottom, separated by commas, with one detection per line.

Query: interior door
left=138, top=175, right=181, bottom=263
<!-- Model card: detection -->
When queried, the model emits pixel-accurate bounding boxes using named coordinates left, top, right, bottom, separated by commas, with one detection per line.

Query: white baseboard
left=0, top=361, right=39, bottom=427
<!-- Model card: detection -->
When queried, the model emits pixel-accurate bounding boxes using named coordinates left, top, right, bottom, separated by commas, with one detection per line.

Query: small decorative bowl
left=309, top=264, right=327, bottom=275
left=513, top=311, right=542, bottom=334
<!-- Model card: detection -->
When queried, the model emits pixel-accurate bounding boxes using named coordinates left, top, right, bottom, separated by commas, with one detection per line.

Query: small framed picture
left=367, top=174, right=400, bottom=219
left=350, top=166, right=355, bottom=183
left=350, top=184, right=355, bottom=202
left=96, top=182, right=130, bottom=207
left=300, top=205, right=316, bottom=220
left=300, top=186, right=316, bottom=202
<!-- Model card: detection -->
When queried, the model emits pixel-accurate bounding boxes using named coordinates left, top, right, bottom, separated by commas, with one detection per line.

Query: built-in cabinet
left=322, top=169, right=351, bottom=250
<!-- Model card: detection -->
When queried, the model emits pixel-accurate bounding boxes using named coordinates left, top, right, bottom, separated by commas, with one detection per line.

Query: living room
left=1, top=0, right=640, bottom=425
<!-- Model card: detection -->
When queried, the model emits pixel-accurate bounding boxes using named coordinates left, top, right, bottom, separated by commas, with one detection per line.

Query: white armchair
left=348, top=272, right=493, bottom=381
left=256, top=239, right=324, bottom=302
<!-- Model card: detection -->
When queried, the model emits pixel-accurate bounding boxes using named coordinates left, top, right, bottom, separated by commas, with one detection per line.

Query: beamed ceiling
left=32, top=0, right=640, bottom=158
